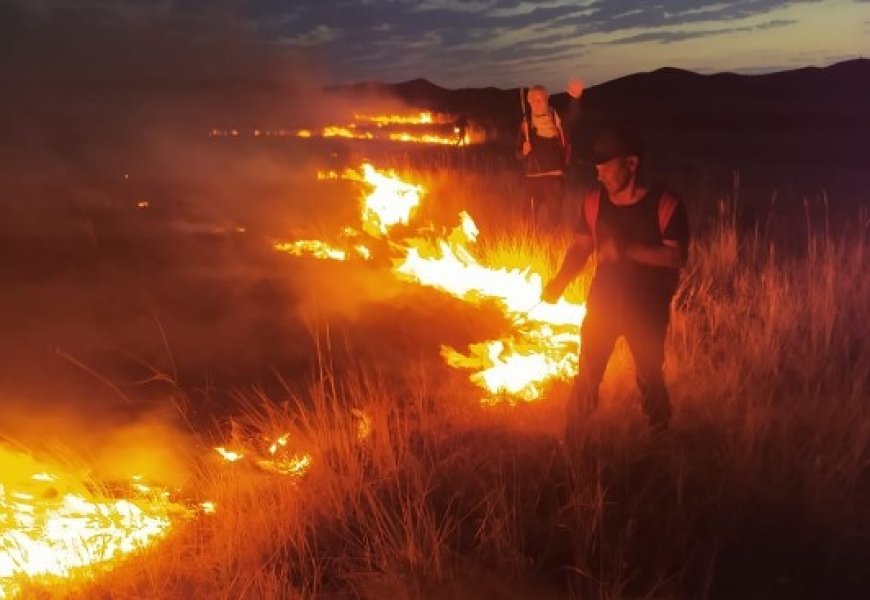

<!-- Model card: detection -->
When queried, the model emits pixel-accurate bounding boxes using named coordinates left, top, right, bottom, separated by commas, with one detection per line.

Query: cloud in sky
left=253, top=0, right=867, bottom=86
left=3, top=0, right=867, bottom=89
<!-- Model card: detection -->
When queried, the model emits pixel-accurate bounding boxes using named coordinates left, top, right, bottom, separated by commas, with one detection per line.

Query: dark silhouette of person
left=542, top=128, right=690, bottom=435
left=516, top=81, right=584, bottom=230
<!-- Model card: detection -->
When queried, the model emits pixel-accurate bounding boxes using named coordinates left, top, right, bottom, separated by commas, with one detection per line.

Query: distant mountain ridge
left=329, top=59, right=870, bottom=164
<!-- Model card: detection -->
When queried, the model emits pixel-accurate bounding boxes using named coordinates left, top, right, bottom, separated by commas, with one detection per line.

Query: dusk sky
left=267, top=0, right=870, bottom=88
left=3, top=0, right=868, bottom=90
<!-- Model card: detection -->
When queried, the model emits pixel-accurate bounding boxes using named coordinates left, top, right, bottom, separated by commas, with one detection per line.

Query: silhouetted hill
left=331, top=59, right=870, bottom=166
left=580, top=59, right=869, bottom=130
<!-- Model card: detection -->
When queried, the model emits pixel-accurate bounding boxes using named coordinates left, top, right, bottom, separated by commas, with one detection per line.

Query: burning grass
left=3, top=161, right=868, bottom=598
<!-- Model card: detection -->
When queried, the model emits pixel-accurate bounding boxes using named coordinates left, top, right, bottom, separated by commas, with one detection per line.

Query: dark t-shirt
left=526, top=131, right=565, bottom=175
left=576, top=185, right=689, bottom=306
left=517, top=109, right=567, bottom=175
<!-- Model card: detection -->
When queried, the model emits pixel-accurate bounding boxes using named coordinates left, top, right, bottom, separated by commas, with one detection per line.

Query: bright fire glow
left=396, top=213, right=585, bottom=402
left=388, top=132, right=467, bottom=145
left=278, top=164, right=423, bottom=259
left=274, top=240, right=349, bottom=261
left=275, top=163, right=588, bottom=403
left=214, top=447, right=244, bottom=462
left=358, top=164, right=423, bottom=237
left=354, top=111, right=442, bottom=125
left=211, top=110, right=478, bottom=145
left=0, top=446, right=189, bottom=598
left=321, top=126, right=373, bottom=140
left=214, top=434, right=313, bottom=479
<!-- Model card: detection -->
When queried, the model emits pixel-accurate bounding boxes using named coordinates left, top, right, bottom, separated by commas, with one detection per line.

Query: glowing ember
left=0, top=446, right=188, bottom=598
left=352, top=409, right=372, bottom=440
left=388, top=132, right=464, bottom=145
left=255, top=454, right=313, bottom=477
left=354, top=111, right=443, bottom=126
left=214, top=447, right=244, bottom=462
left=275, top=163, right=589, bottom=403
left=214, top=434, right=313, bottom=479
left=321, top=126, right=373, bottom=140
left=274, top=240, right=349, bottom=261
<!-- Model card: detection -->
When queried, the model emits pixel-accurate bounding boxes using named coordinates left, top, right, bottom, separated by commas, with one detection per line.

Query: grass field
left=4, top=143, right=869, bottom=599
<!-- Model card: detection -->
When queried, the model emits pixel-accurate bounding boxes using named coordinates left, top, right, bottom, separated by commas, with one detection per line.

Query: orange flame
left=214, top=434, right=313, bottom=479
left=387, top=132, right=465, bottom=145
left=211, top=110, right=479, bottom=145
left=357, top=164, right=423, bottom=237
left=353, top=111, right=445, bottom=126
left=395, top=212, right=585, bottom=402
left=274, top=240, right=353, bottom=261
left=275, top=164, right=588, bottom=403
left=321, top=126, right=374, bottom=140
left=275, top=164, right=422, bottom=261
left=0, top=445, right=191, bottom=598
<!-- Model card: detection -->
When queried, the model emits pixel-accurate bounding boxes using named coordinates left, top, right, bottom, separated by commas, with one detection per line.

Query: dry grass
left=27, top=165, right=869, bottom=599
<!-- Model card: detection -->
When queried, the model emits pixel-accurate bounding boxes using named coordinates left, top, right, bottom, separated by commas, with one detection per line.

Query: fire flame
left=353, top=111, right=443, bottom=126
left=276, top=164, right=588, bottom=403
left=0, top=446, right=191, bottom=598
left=211, top=109, right=476, bottom=145
left=274, top=240, right=353, bottom=261
left=274, top=164, right=420, bottom=262
left=321, top=126, right=373, bottom=140
left=214, top=433, right=313, bottom=478
left=388, top=132, right=467, bottom=145
left=357, top=163, right=423, bottom=236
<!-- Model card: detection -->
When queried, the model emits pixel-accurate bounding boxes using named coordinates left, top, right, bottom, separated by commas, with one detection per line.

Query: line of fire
left=208, top=110, right=484, bottom=146
left=1, top=158, right=584, bottom=597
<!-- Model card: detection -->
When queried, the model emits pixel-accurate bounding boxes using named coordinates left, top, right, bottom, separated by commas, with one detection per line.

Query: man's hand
left=597, top=237, right=622, bottom=263
left=542, top=278, right=566, bottom=303
left=567, top=80, right=584, bottom=99
left=522, top=141, right=532, bottom=156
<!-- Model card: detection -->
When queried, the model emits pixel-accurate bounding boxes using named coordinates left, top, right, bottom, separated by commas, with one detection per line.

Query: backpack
left=583, top=186, right=679, bottom=241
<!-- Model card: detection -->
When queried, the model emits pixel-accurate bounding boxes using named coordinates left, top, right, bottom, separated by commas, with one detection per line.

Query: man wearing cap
left=541, top=128, right=690, bottom=433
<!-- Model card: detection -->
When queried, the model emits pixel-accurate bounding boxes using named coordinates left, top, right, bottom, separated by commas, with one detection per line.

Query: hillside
left=330, top=59, right=870, bottom=165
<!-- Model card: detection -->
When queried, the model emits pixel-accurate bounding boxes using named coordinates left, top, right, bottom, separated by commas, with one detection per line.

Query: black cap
left=589, top=128, right=643, bottom=165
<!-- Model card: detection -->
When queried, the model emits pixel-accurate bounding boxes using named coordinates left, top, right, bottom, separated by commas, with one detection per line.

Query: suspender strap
left=657, top=190, right=679, bottom=237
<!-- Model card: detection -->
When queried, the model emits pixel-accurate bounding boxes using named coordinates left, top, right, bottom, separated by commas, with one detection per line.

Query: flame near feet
left=275, top=163, right=588, bottom=403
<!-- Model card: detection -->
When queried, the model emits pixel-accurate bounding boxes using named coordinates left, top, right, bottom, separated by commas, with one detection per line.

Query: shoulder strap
left=657, top=189, right=679, bottom=237
left=583, top=187, right=601, bottom=239
left=551, top=108, right=571, bottom=163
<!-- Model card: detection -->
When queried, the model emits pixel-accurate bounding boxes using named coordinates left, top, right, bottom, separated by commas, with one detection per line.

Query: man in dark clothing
left=517, top=82, right=583, bottom=230
left=454, top=115, right=468, bottom=146
left=541, top=129, right=690, bottom=433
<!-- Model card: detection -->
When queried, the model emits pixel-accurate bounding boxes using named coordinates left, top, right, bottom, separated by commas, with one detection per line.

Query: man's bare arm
left=542, top=233, right=594, bottom=301
left=624, top=239, right=686, bottom=269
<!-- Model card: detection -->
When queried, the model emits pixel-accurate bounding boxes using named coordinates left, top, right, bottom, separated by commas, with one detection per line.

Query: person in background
left=454, top=114, right=468, bottom=146
left=517, top=81, right=584, bottom=231
left=542, top=128, right=690, bottom=434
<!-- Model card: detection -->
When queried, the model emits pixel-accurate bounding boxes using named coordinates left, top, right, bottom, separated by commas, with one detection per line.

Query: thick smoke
left=0, top=1, right=419, bottom=457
